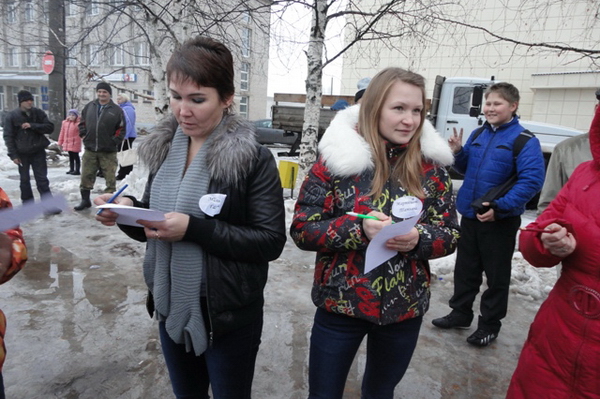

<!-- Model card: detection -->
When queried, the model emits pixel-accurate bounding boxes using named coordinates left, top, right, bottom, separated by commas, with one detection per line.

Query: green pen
left=346, top=212, right=382, bottom=221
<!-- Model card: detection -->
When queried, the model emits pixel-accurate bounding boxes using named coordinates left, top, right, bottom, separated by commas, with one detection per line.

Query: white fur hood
left=318, top=105, right=455, bottom=177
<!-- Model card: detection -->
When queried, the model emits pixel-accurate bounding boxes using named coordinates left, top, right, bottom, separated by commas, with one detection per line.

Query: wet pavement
left=0, top=170, right=545, bottom=399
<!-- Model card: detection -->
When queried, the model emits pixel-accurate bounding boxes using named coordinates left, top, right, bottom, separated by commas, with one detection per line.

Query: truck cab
left=428, top=75, right=584, bottom=156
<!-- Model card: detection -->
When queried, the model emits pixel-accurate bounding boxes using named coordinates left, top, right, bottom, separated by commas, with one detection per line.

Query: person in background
left=115, top=93, right=137, bottom=180
left=330, top=99, right=349, bottom=111
left=432, top=82, right=545, bottom=347
left=74, top=82, right=124, bottom=211
left=354, top=77, right=371, bottom=104
left=505, top=97, right=600, bottom=399
left=57, top=109, right=82, bottom=176
left=0, top=187, right=28, bottom=399
left=537, top=91, right=599, bottom=213
left=291, top=67, right=459, bottom=399
left=93, top=36, right=286, bottom=399
left=2, top=90, right=55, bottom=205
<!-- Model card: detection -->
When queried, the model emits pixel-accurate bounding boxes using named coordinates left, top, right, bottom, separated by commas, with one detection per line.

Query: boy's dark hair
left=485, top=82, right=520, bottom=115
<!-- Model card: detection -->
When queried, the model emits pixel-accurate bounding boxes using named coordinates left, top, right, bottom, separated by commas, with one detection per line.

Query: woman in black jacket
left=94, top=36, right=286, bottom=399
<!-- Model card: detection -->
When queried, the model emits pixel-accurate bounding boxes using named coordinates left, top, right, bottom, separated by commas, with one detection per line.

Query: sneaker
left=467, top=328, right=498, bottom=347
left=431, top=313, right=471, bottom=329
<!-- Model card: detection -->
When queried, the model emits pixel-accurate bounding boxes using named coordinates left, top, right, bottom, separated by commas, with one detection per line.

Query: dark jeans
left=0, top=372, right=4, bottom=399
left=159, top=310, right=263, bottom=399
left=449, top=216, right=521, bottom=332
left=308, top=308, right=422, bottom=399
left=17, top=148, right=51, bottom=202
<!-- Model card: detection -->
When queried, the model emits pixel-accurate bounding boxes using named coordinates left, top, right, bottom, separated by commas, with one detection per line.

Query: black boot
left=74, top=190, right=92, bottom=211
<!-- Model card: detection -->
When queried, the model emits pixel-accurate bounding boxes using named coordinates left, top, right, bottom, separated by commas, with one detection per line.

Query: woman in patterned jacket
left=291, top=67, right=460, bottom=399
left=0, top=187, right=27, bottom=399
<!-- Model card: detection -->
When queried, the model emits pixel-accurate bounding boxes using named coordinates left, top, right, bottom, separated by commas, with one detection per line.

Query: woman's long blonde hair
left=358, top=67, right=427, bottom=200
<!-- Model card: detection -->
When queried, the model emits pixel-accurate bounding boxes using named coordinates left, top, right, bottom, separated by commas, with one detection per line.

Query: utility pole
left=47, top=0, right=66, bottom=139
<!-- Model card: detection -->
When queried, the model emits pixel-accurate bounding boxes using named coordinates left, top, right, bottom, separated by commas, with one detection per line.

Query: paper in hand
left=95, top=203, right=166, bottom=227
left=0, top=195, right=69, bottom=231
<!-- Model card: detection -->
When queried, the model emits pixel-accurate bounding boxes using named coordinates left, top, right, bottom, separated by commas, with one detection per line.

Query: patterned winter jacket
left=0, top=188, right=28, bottom=372
left=291, top=105, right=460, bottom=325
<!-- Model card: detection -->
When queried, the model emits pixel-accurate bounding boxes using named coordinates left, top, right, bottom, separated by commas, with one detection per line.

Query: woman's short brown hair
left=166, top=36, right=235, bottom=104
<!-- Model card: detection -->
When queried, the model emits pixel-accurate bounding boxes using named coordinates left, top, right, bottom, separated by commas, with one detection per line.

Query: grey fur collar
left=138, top=114, right=258, bottom=185
left=318, top=105, right=455, bottom=177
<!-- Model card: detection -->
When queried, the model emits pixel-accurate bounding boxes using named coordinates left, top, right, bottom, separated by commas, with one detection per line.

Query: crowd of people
left=2, top=34, right=599, bottom=399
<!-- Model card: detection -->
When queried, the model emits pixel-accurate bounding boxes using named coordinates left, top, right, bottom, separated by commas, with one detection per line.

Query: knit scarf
left=143, top=124, right=215, bottom=356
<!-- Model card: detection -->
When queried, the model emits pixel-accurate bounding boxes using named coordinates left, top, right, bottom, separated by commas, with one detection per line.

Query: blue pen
left=96, top=184, right=128, bottom=215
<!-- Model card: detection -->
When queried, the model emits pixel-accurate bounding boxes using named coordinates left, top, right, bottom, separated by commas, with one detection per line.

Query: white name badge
left=392, top=196, right=422, bottom=219
left=199, top=194, right=227, bottom=217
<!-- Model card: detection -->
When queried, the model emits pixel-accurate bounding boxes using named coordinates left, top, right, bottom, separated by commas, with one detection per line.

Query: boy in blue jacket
left=432, top=82, right=545, bottom=346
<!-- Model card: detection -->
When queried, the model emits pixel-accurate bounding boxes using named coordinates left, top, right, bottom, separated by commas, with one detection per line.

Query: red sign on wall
left=42, top=51, right=55, bottom=75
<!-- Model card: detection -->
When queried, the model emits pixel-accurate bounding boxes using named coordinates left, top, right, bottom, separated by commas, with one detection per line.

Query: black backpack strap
left=470, top=125, right=486, bottom=142
left=512, top=129, right=534, bottom=159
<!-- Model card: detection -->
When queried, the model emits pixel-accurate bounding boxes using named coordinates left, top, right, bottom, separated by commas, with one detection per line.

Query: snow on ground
left=0, top=129, right=558, bottom=304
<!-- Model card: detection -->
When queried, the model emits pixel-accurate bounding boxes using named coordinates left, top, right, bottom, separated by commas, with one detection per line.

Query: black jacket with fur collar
left=120, top=114, right=286, bottom=339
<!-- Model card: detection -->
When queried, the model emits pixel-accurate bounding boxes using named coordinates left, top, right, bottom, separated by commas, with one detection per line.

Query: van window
left=452, top=87, right=473, bottom=115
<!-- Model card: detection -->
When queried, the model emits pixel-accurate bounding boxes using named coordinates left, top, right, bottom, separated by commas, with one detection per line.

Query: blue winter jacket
left=454, top=117, right=545, bottom=219
left=119, top=101, right=137, bottom=139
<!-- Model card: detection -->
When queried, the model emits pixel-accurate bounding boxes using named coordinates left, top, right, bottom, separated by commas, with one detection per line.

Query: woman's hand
left=386, top=227, right=420, bottom=253
left=540, top=223, right=576, bottom=257
left=448, top=127, right=463, bottom=154
left=93, top=194, right=133, bottom=226
left=138, top=212, right=190, bottom=242
left=362, top=211, right=392, bottom=241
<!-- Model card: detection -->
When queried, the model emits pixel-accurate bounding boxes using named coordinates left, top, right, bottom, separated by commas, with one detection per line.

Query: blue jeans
left=159, top=311, right=263, bottom=399
left=17, top=148, right=50, bottom=202
left=308, top=308, right=423, bottom=399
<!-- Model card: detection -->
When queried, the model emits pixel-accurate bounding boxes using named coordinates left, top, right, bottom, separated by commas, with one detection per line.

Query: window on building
left=240, top=62, right=250, bottom=91
left=241, top=28, right=251, bottom=57
left=134, top=42, right=150, bottom=66
left=66, top=1, right=78, bottom=17
left=86, top=2, right=99, bottom=15
left=112, top=45, right=125, bottom=66
left=86, top=44, right=100, bottom=66
left=143, top=90, right=154, bottom=103
left=239, top=96, right=249, bottom=118
left=7, top=2, right=17, bottom=24
left=452, top=87, right=473, bottom=115
left=25, top=2, right=35, bottom=22
left=241, top=11, right=251, bottom=23
left=26, top=47, right=36, bottom=67
left=9, top=48, right=19, bottom=67
left=66, top=48, right=77, bottom=66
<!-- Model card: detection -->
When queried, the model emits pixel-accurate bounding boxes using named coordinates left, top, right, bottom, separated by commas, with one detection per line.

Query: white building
left=340, top=0, right=600, bottom=131
left=0, top=0, right=271, bottom=131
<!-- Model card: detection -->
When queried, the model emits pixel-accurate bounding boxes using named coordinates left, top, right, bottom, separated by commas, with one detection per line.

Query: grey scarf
left=143, top=125, right=215, bottom=356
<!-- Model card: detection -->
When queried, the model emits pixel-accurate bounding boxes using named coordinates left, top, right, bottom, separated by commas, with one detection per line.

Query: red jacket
left=507, top=107, right=600, bottom=399
left=0, top=188, right=27, bottom=372
left=57, top=118, right=82, bottom=153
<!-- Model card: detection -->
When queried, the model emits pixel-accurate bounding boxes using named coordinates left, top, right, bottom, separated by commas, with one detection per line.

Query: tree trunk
left=297, top=0, right=327, bottom=185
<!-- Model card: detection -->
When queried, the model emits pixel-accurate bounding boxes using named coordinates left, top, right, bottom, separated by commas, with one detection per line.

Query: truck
left=271, top=76, right=584, bottom=160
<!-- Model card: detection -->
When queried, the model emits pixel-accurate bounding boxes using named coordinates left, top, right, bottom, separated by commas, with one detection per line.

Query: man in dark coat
left=74, top=82, right=124, bottom=210
left=2, top=90, right=56, bottom=206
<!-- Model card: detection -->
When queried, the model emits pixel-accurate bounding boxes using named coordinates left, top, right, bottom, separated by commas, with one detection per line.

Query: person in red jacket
left=57, top=109, right=82, bottom=175
left=506, top=105, right=600, bottom=398
left=0, top=187, right=28, bottom=399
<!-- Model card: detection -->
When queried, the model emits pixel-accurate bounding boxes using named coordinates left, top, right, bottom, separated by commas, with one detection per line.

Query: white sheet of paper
left=0, top=195, right=69, bottom=231
left=364, top=214, right=421, bottom=274
left=96, top=204, right=166, bottom=227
